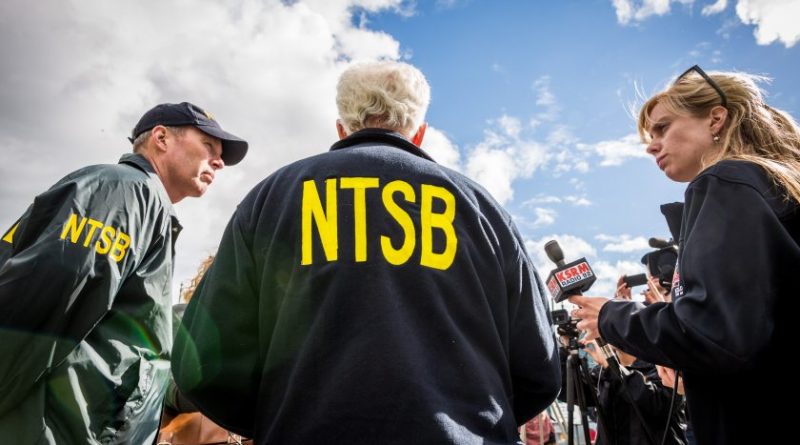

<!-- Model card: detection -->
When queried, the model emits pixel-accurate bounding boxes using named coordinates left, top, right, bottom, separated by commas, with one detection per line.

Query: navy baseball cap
left=130, top=102, right=248, bottom=166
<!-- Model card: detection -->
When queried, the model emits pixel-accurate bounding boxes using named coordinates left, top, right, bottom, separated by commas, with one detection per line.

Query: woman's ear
left=709, top=105, right=728, bottom=135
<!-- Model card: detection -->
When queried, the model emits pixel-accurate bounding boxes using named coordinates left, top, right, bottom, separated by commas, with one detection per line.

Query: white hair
left=336, top=61, right=431, bottom=136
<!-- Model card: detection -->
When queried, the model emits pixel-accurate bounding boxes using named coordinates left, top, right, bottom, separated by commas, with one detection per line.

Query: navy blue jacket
left=591, top=361, right=687, bottom=445
left=598, top=160, right=799, bottom=445
left=173, top=129, right=561, bottom=445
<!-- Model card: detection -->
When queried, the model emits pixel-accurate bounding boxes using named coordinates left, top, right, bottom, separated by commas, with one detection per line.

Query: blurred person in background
left=159, top=255, right=253, bottom=445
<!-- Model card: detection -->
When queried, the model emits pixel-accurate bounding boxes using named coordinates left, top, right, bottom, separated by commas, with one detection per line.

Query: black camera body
left=551, top=308, right=571, bottom=326
left=622, top=273, right=648, bottom=288
left=551, top=308, right=581, bottom=348
left=641, top=245, right=678, bottom=291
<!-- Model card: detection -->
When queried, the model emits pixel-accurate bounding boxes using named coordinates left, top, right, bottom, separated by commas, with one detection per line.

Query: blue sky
left=1, top=0, right=798, bottom=299
left=368, top=0, right=800, bottom=298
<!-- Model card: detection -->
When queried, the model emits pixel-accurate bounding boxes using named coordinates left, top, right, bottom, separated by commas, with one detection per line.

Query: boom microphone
left=648, top=237, right=672, bottom=249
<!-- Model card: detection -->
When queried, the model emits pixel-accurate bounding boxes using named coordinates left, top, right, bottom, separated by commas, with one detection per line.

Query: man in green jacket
left=0, top=102, right=248, bottom=444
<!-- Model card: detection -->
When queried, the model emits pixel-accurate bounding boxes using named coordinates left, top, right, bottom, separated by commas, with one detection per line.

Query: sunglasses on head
left=674, top=65, right=728, bottom=108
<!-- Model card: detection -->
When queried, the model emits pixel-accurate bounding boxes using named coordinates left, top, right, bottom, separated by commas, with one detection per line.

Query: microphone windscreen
left=648, top=237, right=670, bottom=249
left=544, top=240, right=565, bottom=265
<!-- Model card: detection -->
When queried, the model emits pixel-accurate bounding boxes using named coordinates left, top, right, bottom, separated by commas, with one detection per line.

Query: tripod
left=561, top=330, right=607, bottom=445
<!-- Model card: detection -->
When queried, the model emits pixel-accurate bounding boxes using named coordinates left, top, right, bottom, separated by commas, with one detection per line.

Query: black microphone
left=648, top=237, right=672, bottom=249
left=543, top=240, right=596, bottom=303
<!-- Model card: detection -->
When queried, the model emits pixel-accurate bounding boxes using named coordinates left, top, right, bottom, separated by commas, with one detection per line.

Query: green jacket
left=0, top=153, right=180, bottom=444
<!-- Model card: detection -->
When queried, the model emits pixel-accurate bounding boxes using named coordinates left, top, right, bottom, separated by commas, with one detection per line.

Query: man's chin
left=190, top=183, right=210, bottom=198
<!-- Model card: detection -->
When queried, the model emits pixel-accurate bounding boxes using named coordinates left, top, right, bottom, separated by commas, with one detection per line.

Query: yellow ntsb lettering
left=381, top=180, right=416, bottom=265
left=301, top=177, right=458, bottom=270
left=340, top=177, right=380, bottom=262
left=2, top=222, right=19, bottom=244
left=420, top=184, right=457, bottom=270
left=302, top=179, right=338, bottom=265
left=59, top=213, right=131, bottom=262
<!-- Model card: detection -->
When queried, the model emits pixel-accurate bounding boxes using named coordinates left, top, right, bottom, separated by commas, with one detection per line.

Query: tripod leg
left=575, top=386, right=592, bottom=444
left=572, top=364, right=592, bottom=445
left=567, top=354, right=576, bottom=445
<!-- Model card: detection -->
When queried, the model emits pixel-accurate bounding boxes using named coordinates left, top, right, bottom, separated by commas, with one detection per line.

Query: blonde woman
left=569, top=66, right=800, bottom=445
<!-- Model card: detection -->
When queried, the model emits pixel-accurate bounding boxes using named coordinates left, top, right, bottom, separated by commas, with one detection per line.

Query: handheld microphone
left=544, top=240, right=619, bottom=368
left=543, top=240, right=597, bottom=303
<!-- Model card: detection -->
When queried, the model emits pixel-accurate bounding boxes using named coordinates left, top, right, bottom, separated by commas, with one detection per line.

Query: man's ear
left=411, top=122, right=427, bottom=147
left=151, top=126, right=170, bottom=152
left=709, top=106, right=728, bottom=136
left=336, top=121, right=348, bottom=140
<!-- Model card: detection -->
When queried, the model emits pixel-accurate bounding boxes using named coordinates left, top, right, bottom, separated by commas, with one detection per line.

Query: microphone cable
left=659, top=369, right=683, bottom=445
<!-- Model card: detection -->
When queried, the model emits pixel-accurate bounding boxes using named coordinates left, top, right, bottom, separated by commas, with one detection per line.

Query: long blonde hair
left=638, top=69, right=800, bottom=203
left=180, top=254, right=215, bottom=303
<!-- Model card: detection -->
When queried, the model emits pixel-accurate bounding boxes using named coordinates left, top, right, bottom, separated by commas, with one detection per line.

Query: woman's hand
left=567, top=295, right=611, bottom=343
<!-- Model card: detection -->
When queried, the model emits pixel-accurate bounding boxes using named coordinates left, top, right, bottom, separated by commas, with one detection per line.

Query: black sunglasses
left=675, top=65, right=728, bottom=108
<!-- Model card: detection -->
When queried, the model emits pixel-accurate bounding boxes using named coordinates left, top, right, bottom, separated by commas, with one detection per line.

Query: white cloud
left=0, top=0, right=421, bottom=299
left=610, top=0, right=800, bottom=48
left=464, top=139, right=547, bottom=204
left=524, top=195, right=563, bottom=206
left=422, top=126, right=462, bottom=171
left=565, top=196, right=593, bottom=206
left=531, top=76, right=560, bottom=126
left=463, top=118, right=549, bottom=204
left=635, top=0, right=672, bottom=21
left=612, top=0, right=636, bottom=24
left=683, top=41, right=724, bottom=65
left=612, top=0, right=675, bottom=24
left=590, top=260, right=646, bottom=296
left=523, top=195, right=592, bottom=207
left=497, top=115, right=522, bottom=139
left=577, top=133, right=648, bottom=167
left=596, top=234, right=650, bottom=252
left=570, top=178, right=587, bottom=191
left=533, top=208, right=558, bottom=228
left=457, top=77, right=628, bottom=204
left=736, top=0, right=800, bottom=48
left=702, top=0, right=728, bottom=15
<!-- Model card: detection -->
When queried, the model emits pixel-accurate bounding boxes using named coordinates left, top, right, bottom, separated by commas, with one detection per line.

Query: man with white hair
left=173, top=61, right=560, bottom=444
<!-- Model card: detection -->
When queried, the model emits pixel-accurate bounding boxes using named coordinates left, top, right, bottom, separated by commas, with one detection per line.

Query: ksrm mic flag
left=544, top=240, right=597, bottom=303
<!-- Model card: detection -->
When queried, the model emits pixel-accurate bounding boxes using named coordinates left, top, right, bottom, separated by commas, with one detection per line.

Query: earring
left=713, top=135, right=720, bottom=143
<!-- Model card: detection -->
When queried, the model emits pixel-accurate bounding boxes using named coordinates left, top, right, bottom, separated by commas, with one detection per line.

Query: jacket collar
left=329, top=128, right=436, bottom=163
left=119, top=152, right=158, bottom=175
left=118, top=153, right=181, bottom=227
